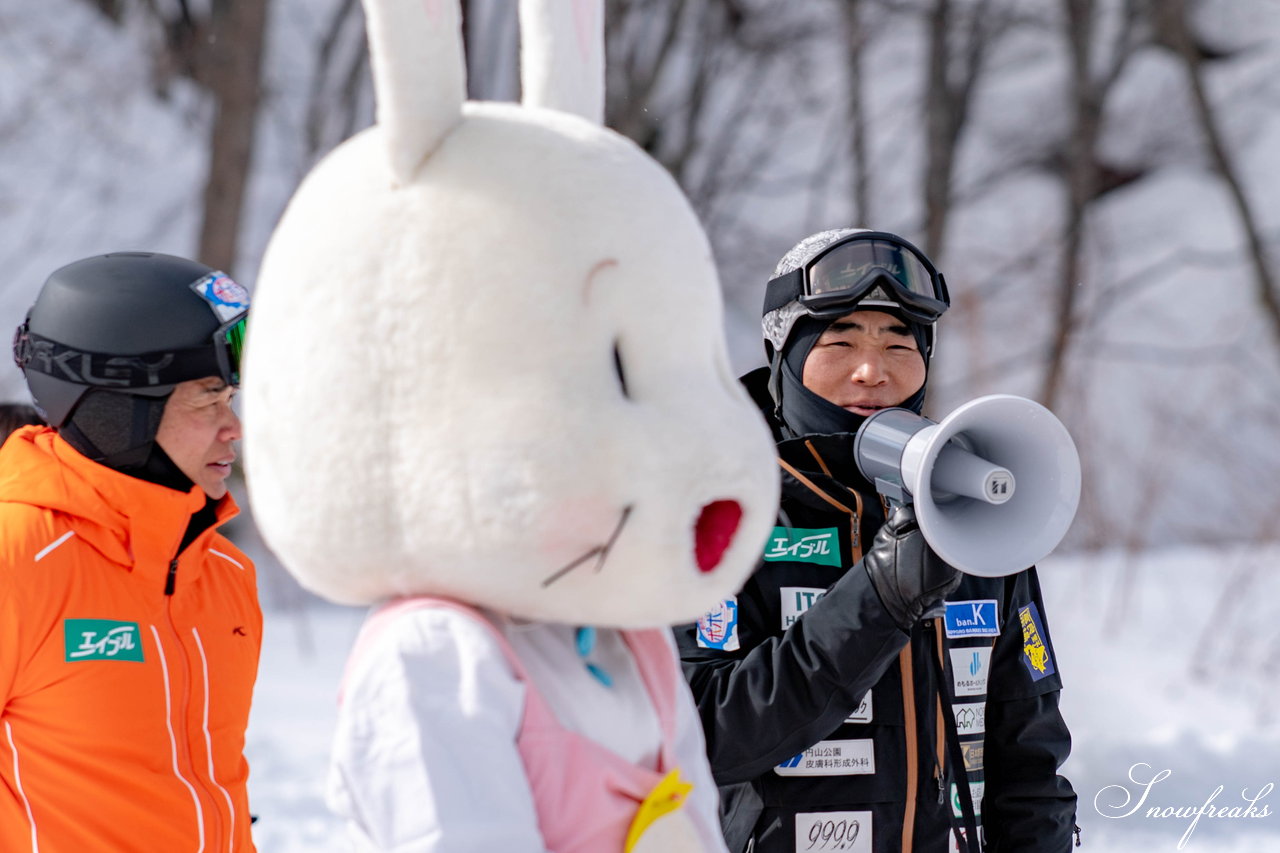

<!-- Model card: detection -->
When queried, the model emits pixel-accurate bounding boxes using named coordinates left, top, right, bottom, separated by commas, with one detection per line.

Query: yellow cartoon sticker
left=1018, top=603, right=1056, bottom=681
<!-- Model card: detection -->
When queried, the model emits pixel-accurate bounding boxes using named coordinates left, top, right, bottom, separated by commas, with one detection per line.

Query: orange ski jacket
left=0, top=426, right=261, bottom=852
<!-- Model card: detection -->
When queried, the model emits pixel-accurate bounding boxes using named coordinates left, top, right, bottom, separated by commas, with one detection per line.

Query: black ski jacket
left=675, top=369, right=1077, bottom=852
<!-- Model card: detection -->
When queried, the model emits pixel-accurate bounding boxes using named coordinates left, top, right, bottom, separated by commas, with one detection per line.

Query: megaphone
left=853, top=394, right=1081, bottom=577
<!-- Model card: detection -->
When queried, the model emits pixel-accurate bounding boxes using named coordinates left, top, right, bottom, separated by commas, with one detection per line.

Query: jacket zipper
left=803, top=441, right=867, bottom=560
left=163, top=552, right=228, bottom=851
left=779, top=453, right=862, bottom=562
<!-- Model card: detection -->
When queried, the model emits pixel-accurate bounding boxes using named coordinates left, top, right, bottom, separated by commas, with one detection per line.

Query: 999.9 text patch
left=796, top=811, right=872, bottom=853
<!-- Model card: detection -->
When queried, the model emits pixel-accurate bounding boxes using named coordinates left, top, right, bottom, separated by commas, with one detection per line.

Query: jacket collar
left=0, top=427, right=238, bottom=584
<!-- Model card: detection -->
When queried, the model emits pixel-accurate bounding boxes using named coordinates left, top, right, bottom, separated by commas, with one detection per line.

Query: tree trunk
left=922, top=0, right=954, bottom=258
left=841, top=0, right=871, bottom=225
left=197, top=0, right=271, bottom=275
left=1040, top=0, right=1099, bottom=409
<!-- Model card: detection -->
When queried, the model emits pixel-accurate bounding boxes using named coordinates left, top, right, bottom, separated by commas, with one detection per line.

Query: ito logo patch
left=696, top=597, right=740, bottom=651
left=763, top=527, right=841, bottom=567
left=64, top=619, right=144, bottom=662
left=781, top=586, right=827, bottom=629
left=1018, top=602, right=1056, bottom=681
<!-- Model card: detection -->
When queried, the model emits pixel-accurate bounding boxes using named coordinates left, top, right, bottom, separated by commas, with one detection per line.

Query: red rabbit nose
left=694, top=500, right=743, bottom=573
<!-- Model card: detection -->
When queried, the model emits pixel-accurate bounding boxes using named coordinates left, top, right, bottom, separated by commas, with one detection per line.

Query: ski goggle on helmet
left=203, top=274, right=249, bottom=387
left=762, top=231, right=950, bottom=353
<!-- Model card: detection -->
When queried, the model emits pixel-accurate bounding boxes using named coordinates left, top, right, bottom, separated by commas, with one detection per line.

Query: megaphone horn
left=853, top=394, right=1081, bottom=578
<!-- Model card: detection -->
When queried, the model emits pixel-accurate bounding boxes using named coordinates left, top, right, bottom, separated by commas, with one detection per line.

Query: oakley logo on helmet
left=14, top=327, right=177, bottom=388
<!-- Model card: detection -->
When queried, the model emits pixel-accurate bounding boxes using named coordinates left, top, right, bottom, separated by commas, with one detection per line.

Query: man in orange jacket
left=1, top=252, right=260, bottom=851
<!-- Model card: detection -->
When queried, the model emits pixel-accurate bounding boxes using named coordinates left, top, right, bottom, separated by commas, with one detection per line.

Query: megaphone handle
left=874, top=477, right=909, bottom=507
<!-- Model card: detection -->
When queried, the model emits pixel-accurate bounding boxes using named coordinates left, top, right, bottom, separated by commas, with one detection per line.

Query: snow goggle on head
left=189, top=271, right=250, bottom=387
left=762, top=232, right=950, bottom=352
left=215, top=314, right=247, bottom=386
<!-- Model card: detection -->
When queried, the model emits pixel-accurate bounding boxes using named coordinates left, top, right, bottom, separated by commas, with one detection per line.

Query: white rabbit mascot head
left=243, top=0, right=779, bottom=628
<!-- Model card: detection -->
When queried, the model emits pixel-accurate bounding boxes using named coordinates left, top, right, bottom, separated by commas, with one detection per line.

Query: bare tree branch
left=1039, top=0, right=1141, bottom=408
left=1152, top=0, right=1280, bottom=352
left=922, top=0, right=1011, bottom=258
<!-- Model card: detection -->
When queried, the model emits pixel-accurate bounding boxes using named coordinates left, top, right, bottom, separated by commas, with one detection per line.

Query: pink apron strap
left=338, top=595, right=535, bottom=703
left=620, top=628, right=683, bottom=770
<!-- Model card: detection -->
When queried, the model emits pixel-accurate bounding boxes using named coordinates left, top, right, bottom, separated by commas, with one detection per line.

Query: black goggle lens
left=221, top=317, right=247, bottom=385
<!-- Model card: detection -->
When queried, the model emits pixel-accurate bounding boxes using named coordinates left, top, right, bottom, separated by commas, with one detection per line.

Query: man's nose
left=222, top=405, right=243, bottom=442
left=850, top=355, right=886, bottom=385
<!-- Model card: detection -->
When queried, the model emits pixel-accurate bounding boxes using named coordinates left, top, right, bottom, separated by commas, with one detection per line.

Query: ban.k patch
left=944, top=599, right=1000, bottom=638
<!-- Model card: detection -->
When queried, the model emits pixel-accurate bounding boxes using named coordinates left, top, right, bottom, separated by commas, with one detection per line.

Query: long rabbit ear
left=362, top=0, right=467, bottom=182
left=519, top=0, right=604, bottom=124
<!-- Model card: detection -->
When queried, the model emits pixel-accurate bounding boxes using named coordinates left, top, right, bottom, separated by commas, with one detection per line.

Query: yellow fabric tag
left=623, top=768, right=694, bottom=852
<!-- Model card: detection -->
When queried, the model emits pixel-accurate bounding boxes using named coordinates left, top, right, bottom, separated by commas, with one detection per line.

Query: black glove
left=864, top=505, right=962, bottom=630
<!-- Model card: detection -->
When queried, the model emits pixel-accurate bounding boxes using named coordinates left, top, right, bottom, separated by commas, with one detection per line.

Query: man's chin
left=199, top=480, right=229, bottom=500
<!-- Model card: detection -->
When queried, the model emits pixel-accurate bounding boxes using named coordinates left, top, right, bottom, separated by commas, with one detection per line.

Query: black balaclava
left=60, top=389, right=195, bottom=492
left=776, top=309, right=931, bottom=439
left=61, top=387, right=218, bottom=553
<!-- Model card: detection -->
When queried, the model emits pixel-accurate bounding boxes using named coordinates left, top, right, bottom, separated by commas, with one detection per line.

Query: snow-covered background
left=241, top=541, right=1280, bottom=853
left=3, top=0, right=1280, bottom=850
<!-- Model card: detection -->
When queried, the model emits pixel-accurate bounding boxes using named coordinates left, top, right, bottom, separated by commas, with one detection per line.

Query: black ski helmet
left=12, top=252, right=249, bottom=468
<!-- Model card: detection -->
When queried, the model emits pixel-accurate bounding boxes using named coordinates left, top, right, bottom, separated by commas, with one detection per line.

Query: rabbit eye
left=613, top=341, right=630, bottom=399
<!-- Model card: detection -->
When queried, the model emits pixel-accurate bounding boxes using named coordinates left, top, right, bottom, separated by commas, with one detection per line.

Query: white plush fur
left=243, top=0, right=779, bottom=628
left=520, top=0, right=604, bottom=122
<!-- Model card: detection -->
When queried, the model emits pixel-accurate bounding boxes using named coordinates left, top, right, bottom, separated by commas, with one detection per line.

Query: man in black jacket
left=677, top=229, right=1077, bottom=853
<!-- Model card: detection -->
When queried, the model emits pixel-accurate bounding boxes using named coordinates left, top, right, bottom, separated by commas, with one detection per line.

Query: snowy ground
left=243, top=546, right=1280, bottom=852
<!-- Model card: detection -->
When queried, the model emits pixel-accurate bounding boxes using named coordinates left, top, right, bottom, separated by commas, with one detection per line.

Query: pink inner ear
left=583, top=258, right=617, bottom=304
left=571, top=0, right=596, bottom=62
left=422, top=0, right=444, bottom=22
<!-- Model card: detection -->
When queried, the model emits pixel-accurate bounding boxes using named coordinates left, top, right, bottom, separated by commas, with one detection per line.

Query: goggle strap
left=15, top=330, right=229, bottom=390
